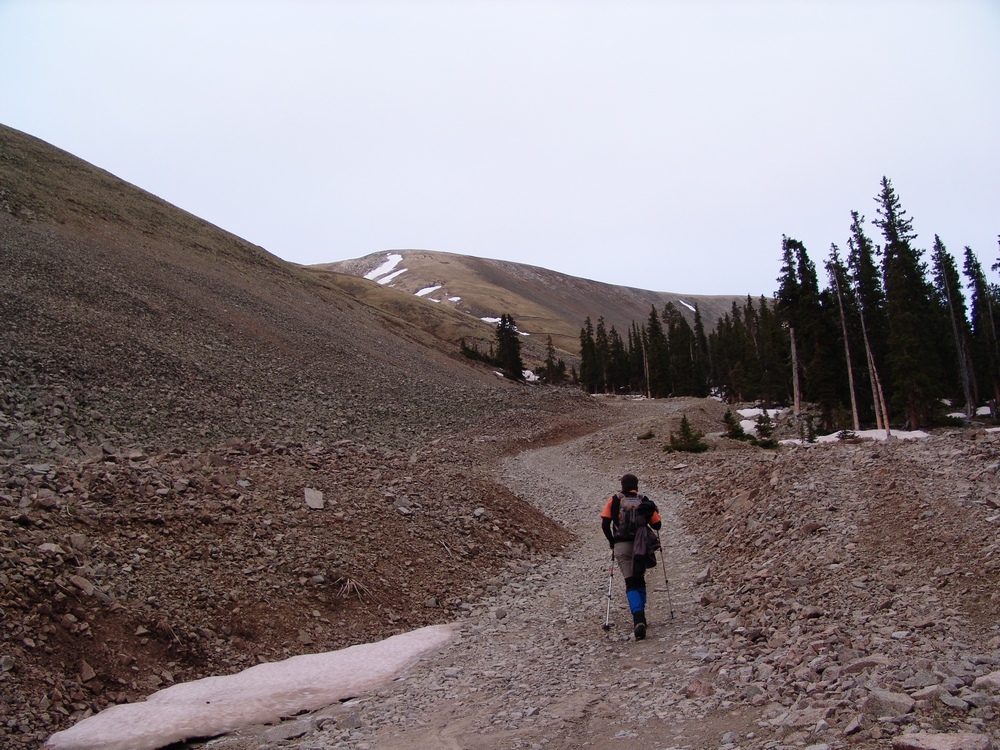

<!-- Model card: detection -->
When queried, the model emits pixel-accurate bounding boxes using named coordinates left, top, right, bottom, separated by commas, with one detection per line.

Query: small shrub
left=722, top=409, right=749, bottom=441
left=664, top=415, right=709, bottom=453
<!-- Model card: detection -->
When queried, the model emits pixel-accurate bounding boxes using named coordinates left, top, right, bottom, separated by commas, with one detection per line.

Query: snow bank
left=363, top=253, right=403, bottom=280
left=377, top=268, right=407, bottom=285
left=781, top=428, right=930, bottom=446
left=415, top=285, right=442, bottom=297
left=738, top=408, right=784, bottom=436
left=44, top=624, right=456, bottom=750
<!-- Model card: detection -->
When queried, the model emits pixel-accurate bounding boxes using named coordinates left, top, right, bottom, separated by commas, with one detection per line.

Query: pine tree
left=722, top=409, right=748, bottom=440
left=645, top=306, right=670, bottom=397
left=628, top=322, right=646, bottom=394
left=964, top=246, right=1000, bottom=410
left=608, top=326, right=629, bottom=394
left=579, top=317, right=598, bottom=393
left=542, top=335, right=560, bottom=384
left=874, top=177, right=942, bottom=428
left=664, top=302, right=698, bottom=395
left=776, top=237, right=827, bottom=417
left=692, top=304, right=711, bottom=397
left=847, top=210, right=891, bottom=432
left=666, top=415, right=709, bottom=453
left=495, top=314, right=525, bottom=381
left=826, top=245, right=861, bottom=430
left=775, top=238, right=803, bottom=414
left=931, top=236, right=975, bottom=415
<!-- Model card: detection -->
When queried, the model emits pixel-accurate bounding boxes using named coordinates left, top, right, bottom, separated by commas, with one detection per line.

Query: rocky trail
left=33, top=398, right=1000, bottom=750
left=192, top=398, right=729, bottom=750
left=176, top=398, right=1000, bottom=750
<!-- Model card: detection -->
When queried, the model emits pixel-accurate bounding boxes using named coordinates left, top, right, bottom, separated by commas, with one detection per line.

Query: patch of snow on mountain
left=364, top=253, right=403, bottom=280
left=677, top=299, right=696, bottom=312
left=377, top=268, right=407, bottom=285
left=448, top=296, right=461, bottom=302
left=481, top=317, right=501, bottom=324
left=44, top=625, right=456, bottom=750
left=415, top=285, right=442, bottom=297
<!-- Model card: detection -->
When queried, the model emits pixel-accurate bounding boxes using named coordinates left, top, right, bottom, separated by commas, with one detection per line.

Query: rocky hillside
left=316, top=250, right=745, bottom=356
left=0, top=123, right=607, bottom=748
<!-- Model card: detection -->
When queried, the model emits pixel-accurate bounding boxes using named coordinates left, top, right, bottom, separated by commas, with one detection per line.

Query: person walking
left=600, top=473, right=661, bottom=640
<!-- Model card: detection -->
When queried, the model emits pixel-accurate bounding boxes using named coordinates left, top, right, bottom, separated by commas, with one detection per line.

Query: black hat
left=620, top=473, right=638, bottom=491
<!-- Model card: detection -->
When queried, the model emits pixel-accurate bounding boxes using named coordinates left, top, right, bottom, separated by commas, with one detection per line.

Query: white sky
left=2, top=0, right=998, bottom=296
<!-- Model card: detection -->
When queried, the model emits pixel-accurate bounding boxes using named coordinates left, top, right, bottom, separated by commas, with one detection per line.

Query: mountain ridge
left=315, top=250, right=746, bottom=356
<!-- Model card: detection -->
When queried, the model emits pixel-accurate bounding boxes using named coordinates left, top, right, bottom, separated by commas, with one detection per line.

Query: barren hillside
left=316, top=250, right=745, bottom=356
left=0, top=123, right=604, bottom=748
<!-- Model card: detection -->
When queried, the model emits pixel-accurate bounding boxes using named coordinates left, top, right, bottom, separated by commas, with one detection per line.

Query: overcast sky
left=2, top=1, right=997, bottom=296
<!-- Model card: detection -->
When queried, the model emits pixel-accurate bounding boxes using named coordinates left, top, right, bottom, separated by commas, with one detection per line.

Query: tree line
left=579, top=177, right=1000, bottom=432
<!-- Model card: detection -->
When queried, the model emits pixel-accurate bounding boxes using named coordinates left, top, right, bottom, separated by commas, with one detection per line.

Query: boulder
left=863, top=688, right=915, bottom=717
left=892, top=732, right=992, bottom=750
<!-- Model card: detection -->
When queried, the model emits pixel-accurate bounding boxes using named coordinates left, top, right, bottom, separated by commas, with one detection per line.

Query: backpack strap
left=609, top=492, right=622, bottom=525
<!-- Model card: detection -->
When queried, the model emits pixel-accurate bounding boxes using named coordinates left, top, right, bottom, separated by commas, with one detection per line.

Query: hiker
left=601, top=473, right=661, bottom=640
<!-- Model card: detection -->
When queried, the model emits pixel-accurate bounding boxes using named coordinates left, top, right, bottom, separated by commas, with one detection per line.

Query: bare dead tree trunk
left=941, top=272, right=974, bottom=416
left=789, top=325, right=801, bottom=417
left=641, top=336, right=651, bottom=400
left=858, top=307, right=890, bottom=436
left=832, top=271, right=860, bottom=431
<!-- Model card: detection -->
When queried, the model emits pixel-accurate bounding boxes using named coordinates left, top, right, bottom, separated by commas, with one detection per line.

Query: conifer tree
left=692, top=304, right=711, bottom=397
left=931, top=236, right=975, bottom=414
left=608, top=326, right=629, bottom=394
left=873, top=177, right=942, bottom=428
left=645, top=306, right=670, bottom=397
left=964, top=246, right=1000, bottom=409
left=495, top=314, right=525, bottom=381
left=826, top=245, right=861, bottom=430
left=666, top=415, right=709, bottom=453
left=847, top=210, right=890, bottom=432
left=595, top=317, right=611, bottom=393
left=579, top=317, right=598, bottom=393
left=542, top=335, right=561, bottom=384
left=627, top=322, right=646, bottom=394
left=664, top=302, right=697, bottom=395
left=776, top=237, right=826, bottom=416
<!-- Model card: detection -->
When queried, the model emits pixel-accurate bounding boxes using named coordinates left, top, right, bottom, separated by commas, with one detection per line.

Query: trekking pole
left=602, top=550, right=615, bottom=631
left=656, top=531, right=675, bottom=619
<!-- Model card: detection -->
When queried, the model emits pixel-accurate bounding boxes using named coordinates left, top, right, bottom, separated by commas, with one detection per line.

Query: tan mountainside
left=0, top=123, right=598, bottom=748
left=0, top=123, right=546, bottom=455
left=315, top=251, right=747, bottom=358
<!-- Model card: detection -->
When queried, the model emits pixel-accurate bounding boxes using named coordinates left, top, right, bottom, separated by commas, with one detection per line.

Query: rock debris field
left=172, top=399, right=1000, bottom=750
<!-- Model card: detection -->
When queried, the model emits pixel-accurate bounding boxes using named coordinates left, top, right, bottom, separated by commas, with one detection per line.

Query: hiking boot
left=634, top=622, right=646, bottom=641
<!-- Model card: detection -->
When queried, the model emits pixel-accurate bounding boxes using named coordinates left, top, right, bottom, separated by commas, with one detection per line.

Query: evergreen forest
left=577, top=177, right=1000, bottom=432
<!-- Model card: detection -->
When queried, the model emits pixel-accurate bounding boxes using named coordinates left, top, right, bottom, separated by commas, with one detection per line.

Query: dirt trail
left=349, top=399, right=753, bottom=750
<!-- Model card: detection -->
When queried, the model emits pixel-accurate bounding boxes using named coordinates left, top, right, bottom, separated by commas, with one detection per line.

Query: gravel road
left=304, top=399, right=748, bottom=750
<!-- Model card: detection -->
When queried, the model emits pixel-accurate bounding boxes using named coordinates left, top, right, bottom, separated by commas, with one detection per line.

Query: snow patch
left=448, top=296, right=461, bottom=302
left=45, top=624, right=456, bottom=750
left=415, top=285, right=442, bottom=297
left=481, top=317, right=501, bottom=324
left=364, top=253, right=403, bottom=280
left=782, top=429, right=930, bottom=445
left=377, top=268, right=407, bottom=285
left=677, top=299, right=696, bottom=312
